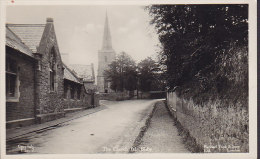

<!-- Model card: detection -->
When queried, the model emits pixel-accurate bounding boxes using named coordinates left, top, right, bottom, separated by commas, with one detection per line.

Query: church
left=97, top=13, right=116, bottom=93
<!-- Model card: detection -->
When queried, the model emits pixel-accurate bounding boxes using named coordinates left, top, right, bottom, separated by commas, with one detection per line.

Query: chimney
left=46, top=17, right=54, bottom=23
left=91, top=63, right=95, bottom=81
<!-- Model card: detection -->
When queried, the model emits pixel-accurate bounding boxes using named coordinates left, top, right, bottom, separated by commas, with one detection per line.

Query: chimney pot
left=46, top=18, right=53, bottom=23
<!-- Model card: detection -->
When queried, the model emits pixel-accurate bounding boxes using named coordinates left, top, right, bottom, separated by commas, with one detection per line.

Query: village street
left=7, top=99, right=163, bottom=154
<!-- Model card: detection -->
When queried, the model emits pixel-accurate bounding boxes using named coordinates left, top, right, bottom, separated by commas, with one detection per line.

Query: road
left=7, top=99, right=160, bottom=154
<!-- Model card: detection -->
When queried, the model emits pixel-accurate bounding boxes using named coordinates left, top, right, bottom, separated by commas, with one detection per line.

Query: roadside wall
left=99, top=91, right=131, bottom=101
left=138, top=92, right=150, bottom=99
left=167, top=91, right=249, bottom=153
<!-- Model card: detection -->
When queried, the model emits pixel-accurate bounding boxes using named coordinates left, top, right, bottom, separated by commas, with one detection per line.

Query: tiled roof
left=6, top=26, right=34, bottom=57
left=63, top=64, right=81, bottom=84
left=69, top=64, right=94, bottom=82
left=7, top=24, right=46, bottom=53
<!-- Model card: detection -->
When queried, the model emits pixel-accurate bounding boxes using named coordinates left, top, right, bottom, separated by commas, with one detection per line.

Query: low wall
left=63, top=93, right=98, bottom=110
left=138, top=92, right=150, bottom=99
left=99, top=92, right=131, bottom=101
left=167, top=91, right=249, bottom=153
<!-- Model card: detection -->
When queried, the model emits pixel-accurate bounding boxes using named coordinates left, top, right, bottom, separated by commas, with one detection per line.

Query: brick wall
left=167, top=91, right=249, bottom=153
left=6, top=48, right=36, bottom=126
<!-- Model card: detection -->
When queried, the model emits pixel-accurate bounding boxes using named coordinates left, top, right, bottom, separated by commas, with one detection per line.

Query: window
left=77, top=87, right=81, bottom=100
left=64, top=84, right=68, bottom=99
left=6, top=58, right=19, bottom=101
left=50, top=48, right=56, bottom=92
left=71, top=87, right=75, bottom=99
left=37, top=61, right=42, bottom=71
left=105, top=56, right=107, bottom=62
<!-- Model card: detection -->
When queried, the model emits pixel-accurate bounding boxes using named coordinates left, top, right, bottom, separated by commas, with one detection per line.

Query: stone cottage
left=69, top=64, right=96, bottom=91
left=6, top=18, right=98, bottom=129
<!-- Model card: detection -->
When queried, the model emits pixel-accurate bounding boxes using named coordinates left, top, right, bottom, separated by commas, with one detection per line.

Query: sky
left=6, top=5, right=160, bottom=79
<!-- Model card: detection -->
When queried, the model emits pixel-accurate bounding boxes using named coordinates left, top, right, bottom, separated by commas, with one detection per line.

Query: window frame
left=49, top=47, right=57, bottom=92
left=77, top=87, right=81, bottom=100
left=64, top=83, right=68, bottom=99
left=6, top=57, right=20, bottom=102
left=71, top=86, right=75, bottom=99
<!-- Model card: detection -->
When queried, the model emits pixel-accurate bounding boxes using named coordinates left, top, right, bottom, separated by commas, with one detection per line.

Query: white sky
left=6, top=5, right=160, bottom=78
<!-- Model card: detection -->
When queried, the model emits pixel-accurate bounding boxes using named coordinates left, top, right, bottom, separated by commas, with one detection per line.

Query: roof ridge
left=70, top=64, right=91, bottom=66
left=6, top=26, right=33, bottom=54
left=63, top=63, right=82, bottom=82
left=6, top=24, right=46, bottom=27
left=6, top=26, right=25, bottom=44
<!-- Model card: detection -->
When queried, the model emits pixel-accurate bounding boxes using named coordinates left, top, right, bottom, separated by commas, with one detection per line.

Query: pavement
left=6, top=99, right=161, bottom=154
left=6, top=102, right=109, bottom=141
left=135, top=101, right=190, bottom=153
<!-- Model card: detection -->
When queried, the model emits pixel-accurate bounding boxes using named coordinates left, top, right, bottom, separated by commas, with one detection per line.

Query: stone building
left=6, top=18, right=98, bottom=128
left=97, top=13, right=116, bottom=93
left=69, top=64, right=96, bottom=92
left=63, top=63, right=97, bottom=112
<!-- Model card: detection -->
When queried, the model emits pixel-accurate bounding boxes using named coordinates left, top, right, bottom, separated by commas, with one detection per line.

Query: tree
left=104, top=52, right=137, bottom=92
left=137, top=57, right=165, bottom=91
left=146, top=4, right=248, bottom=104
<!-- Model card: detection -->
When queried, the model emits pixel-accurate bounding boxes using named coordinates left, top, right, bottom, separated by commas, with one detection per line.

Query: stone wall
left=63, top=79, right=99, bottom=112
left=35, top=19, right=65, bottom=123
left=137, top=92, right=150, bottom=99
left=167, top=91, right=249, bottom=153
left=63, top=80, right=92, bottom=110
left=99, top=91, right=131, bottom=101
left=6, top=48, right=37, bottom=128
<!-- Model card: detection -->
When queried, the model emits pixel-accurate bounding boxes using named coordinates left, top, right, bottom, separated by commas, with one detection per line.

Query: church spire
left=101, top=12, right=113, bottom=50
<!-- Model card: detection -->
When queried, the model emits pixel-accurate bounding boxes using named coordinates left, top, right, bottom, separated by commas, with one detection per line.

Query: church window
left=50, top=47, right=56, bottom=92
left=6, top=57, right=19, bottom=102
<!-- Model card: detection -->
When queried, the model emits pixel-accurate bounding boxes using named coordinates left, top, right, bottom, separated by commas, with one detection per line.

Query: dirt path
left=135, top=101, right=190, bottom=153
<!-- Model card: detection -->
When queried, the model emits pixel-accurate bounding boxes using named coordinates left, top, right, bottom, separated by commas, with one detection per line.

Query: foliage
left=146, top=4, right=248, bottom=105
left=138, top=57, right=166, bottom=91
left=104, top=52, right=137, bottom=92
left=105, top=54, right=166, bottom=92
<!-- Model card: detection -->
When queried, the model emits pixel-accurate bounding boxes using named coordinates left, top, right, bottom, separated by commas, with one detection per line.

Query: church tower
left=97, top=13, right=116, bottom=93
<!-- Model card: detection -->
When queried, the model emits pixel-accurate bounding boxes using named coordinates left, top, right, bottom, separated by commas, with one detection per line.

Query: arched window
left=50, top=47, right=56, bottom=92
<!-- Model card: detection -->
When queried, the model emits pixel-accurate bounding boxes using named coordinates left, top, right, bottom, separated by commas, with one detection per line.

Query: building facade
left=97, top=13, right=116, bottom=93
left=6, top=18, right=98, bottom=128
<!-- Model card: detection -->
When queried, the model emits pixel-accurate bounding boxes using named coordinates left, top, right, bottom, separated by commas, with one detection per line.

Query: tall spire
left=102, top=12, right=113, bottom=50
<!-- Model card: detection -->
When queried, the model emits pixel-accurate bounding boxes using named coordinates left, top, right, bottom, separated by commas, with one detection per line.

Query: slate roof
left=6, top=24, right=46, bottom=53
left=63, top=64, right=81, bottom=84
left=6, top=26, right=34, bottom=57
left=69, top=64, right=95, bottom=82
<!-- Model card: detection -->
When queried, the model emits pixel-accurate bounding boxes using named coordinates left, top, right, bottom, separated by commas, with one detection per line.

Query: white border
left=0, top=0, right=257, bottom=159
